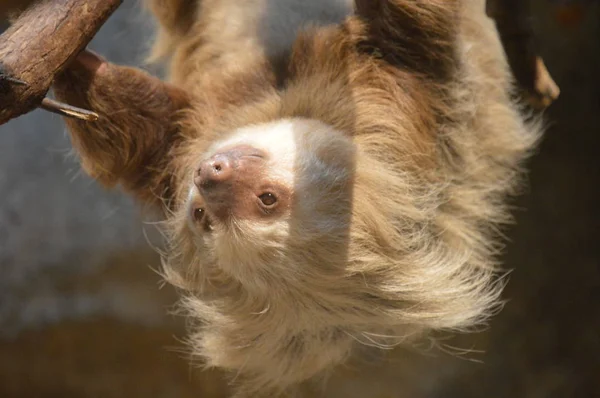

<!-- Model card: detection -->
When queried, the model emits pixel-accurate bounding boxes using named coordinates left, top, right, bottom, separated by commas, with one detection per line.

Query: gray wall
left=0, top=1, right=164, bottom=338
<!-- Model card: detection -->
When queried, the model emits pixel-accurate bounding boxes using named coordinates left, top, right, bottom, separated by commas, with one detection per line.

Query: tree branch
left=0, top=0, right=122, bottom=125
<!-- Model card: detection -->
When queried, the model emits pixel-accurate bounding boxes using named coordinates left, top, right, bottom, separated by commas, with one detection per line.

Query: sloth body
left=53, top=0, right=542, bottom=396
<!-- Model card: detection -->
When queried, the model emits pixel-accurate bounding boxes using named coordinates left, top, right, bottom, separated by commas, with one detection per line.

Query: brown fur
left=52, top=51, right=191, bottom=205
left=53, top=0, right=543, bottom=396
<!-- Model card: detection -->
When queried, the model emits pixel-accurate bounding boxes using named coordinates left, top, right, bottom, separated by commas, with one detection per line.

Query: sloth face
left=179, top=118, right=357, bottom=288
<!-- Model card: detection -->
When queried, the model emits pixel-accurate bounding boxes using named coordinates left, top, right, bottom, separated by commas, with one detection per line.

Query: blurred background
left=0, top=1, right=598, bottom=397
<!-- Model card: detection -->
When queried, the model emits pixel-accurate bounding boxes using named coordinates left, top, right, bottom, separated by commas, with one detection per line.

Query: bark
left=0, top=0, right=122, bottom=125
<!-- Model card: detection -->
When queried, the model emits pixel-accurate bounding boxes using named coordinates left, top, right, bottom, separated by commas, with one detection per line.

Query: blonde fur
left=53, top=0, right=544, bottom=396
left=156, top=0, right=541, bottom=395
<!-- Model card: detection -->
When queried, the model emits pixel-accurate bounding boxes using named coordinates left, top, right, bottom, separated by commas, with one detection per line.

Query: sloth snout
left=194, top=145, right=265, bottom=192
left=193, top=145, right=266, bottom=222
left=195, top=153, right=234, bottom=190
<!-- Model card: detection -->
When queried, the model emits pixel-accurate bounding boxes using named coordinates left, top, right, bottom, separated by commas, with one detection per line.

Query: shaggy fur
left=52, top=0, right=543, bottom=396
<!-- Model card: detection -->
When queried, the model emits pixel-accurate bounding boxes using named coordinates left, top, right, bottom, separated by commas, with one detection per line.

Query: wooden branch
left=0, top=0, right=122, bottom=125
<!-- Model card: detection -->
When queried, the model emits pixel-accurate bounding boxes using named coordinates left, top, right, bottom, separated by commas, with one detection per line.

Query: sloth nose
left=194, top=154, right=234, bottom=189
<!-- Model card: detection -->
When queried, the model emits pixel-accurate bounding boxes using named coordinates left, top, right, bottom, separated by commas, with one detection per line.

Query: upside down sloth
left=52, top=0, right=543, bottom=396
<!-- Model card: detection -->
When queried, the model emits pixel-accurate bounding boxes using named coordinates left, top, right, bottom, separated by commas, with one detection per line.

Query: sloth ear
left=53, top=50, right=191, bottom=205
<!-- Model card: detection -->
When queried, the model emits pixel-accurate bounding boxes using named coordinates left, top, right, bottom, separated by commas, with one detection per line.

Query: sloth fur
left=52, top=0, right=543, bottom=396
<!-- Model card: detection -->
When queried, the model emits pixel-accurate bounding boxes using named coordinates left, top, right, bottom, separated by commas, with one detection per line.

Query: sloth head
left=170, top=118, right=359, bottom=294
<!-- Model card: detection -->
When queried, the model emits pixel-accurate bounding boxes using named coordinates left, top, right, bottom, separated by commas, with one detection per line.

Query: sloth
left=52, top=0, right=543, bottom=396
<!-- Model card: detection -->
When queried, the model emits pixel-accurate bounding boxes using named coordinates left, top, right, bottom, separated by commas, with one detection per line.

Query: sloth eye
left=193, top=208, right=205, bottom=222
left=258, top=193, right=277, bottom=207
